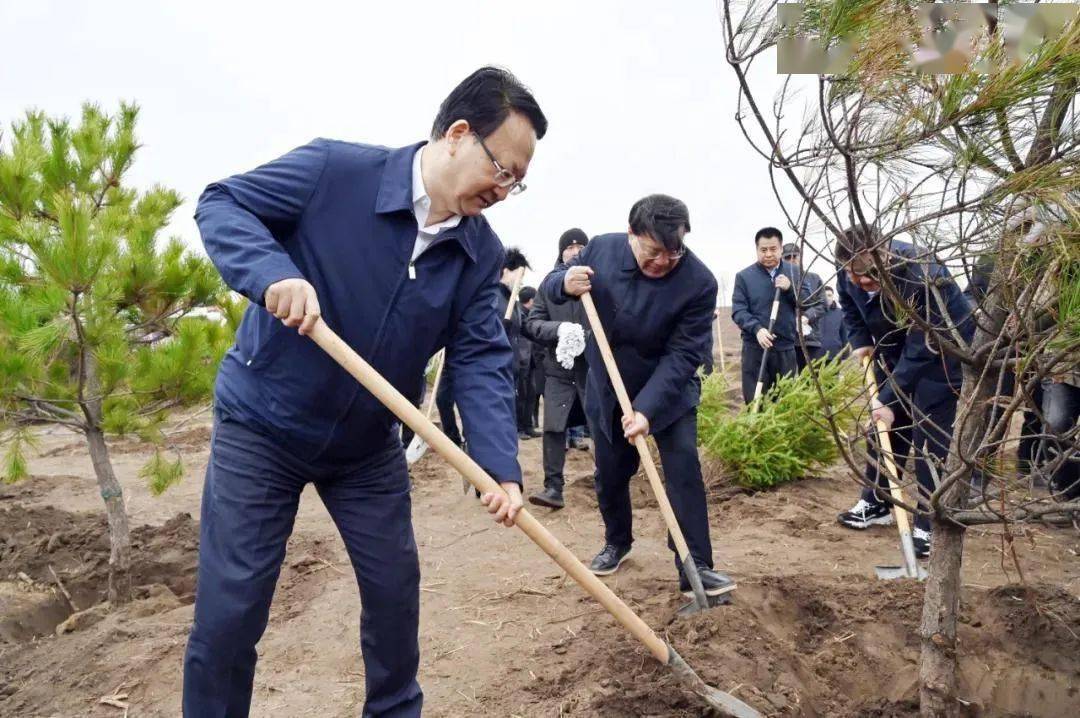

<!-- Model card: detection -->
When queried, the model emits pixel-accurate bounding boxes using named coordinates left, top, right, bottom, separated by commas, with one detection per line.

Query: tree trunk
left=85, top=424, right=132, bottom=605
left=919, top=309, right=1005, bottom=716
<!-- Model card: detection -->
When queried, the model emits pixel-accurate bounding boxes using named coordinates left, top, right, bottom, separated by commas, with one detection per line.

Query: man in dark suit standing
left=540, top=195, right=734, bottom=599
left=731, top=227, right=819, bottom=404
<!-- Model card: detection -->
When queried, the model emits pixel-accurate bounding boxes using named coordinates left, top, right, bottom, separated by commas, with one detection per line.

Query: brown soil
left=1, top=390, right=1078, bottom=716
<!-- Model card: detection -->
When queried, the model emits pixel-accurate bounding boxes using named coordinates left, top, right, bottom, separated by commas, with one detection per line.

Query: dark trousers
left=1043, top=381, right=1080, bottom=499
left=589, top=409, right=714, bottom=571
left=515, top=366, right=531, bottom=430
left=435, top=368, right=461, bottom=446
left=861, top=385, right=957, bottom=532
left=740, top=341, right=797, bottom=405
left=183, top=414, right=422, bottom=718
left=795, top=344, right=824, bottom=373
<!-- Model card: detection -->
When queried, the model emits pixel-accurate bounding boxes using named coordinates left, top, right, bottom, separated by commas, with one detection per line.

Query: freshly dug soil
left=0, top=505, right=198, bottom=643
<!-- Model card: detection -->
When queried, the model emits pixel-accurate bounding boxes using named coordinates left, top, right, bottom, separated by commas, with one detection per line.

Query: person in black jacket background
left=782, top=242, right=827, bottom=371
left=524, top=229, right=591, bottom=509
left=731, top=227, right=821, bottom=404
left=818, top=286, right=849, bottom=359
left=541, top=195, right=734, bottom=599
left=517, top=286, right=544, bottom=438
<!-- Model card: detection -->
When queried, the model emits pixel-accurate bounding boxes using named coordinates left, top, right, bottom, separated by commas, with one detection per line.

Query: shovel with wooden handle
left=307, top=318, right=761, bottom=718
left=751, top=286, right=782, bottom=408
left=579, top=292, right=734, bottom=615
left=405, top=349, right=445, bottom=465
left=861, top=355, right=927, bottom=581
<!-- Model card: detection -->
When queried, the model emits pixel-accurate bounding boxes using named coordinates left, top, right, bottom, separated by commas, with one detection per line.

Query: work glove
left=555, top=322, right=586, bottom=370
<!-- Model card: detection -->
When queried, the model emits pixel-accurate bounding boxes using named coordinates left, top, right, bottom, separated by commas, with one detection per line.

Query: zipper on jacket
left=408, top=262, right=416, bottom=280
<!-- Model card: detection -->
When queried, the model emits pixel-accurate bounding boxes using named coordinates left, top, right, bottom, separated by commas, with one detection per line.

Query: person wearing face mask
left=540, top=195, right=735, bottom=599
left=731, top=227, right=817, bottom=405
left=833, top=226, right=973, bottom=559
left=184, top=66, right=546, bottom=718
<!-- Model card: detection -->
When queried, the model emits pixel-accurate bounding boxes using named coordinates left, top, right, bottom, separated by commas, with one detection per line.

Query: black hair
left=754, top=227, right=783, bottom=246
left=431, top=66, right=548, bottom=141
left=504, top=246, right=531, bottom=271
left=835, top=225, right=881, bottom=265
left=519, top=286, right=537, bottom=304
left=628, top=194, right=691, bottom=252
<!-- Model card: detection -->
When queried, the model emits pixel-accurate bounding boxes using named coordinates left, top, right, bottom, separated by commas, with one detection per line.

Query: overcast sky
left=1, top=0, right=807, bottom=301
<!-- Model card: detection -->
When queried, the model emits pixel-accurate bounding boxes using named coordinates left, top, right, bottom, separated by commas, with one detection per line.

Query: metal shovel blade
left=667, top=643, right=762, bottom=717
left=875, top=564, right=928, bottom=581
left=677, top=592, right=732, bottom=616
left=405, top=435, right=429, bottom=465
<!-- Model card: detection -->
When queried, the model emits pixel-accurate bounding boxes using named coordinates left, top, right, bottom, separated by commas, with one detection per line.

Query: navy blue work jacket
left=195, top=139, right=521, bottom=484
left=540, top=233, right=718, bottom=441
left=836, top=240, right=974, bottom=407
left=731, top=260, right=820, bottom=351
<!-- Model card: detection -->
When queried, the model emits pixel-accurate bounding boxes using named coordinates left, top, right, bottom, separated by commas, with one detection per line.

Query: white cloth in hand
left=555, top=322, right=586, bottom=370
left=800, top=315, right=812, bottom=336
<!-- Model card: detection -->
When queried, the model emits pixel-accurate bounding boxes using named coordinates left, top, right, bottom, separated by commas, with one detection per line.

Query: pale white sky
left=1, top=0, right=804, bottom=301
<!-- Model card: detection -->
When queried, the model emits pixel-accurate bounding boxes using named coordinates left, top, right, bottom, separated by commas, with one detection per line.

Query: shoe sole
left=527, top=495, right=565, bottom=510
left=590, top=550, right=631, bottom=576
left=837, top=514, right=895, bottom=530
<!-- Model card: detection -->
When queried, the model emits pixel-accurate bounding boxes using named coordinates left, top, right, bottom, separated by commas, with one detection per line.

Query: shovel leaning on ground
left=579, top=292, right=734, bottom=616
left=405, top=349, right=445, bottom=465
left=307, top=318, right=761, bottom=718
left=861, top=356, right=927, bottom=581
left=750, top=286, right=782, bottom=408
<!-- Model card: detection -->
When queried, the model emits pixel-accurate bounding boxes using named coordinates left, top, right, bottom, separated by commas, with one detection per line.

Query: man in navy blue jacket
left=183, top=67, right=546, bottom=717
left=541, top=195, right=735, bottom=598
left=833, top=226, right=973, bottom=558
left=731, top=227, right=821, bottom=404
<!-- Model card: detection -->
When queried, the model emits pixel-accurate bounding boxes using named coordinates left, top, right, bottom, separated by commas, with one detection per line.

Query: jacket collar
left=376, top=141, right=478, bottom=263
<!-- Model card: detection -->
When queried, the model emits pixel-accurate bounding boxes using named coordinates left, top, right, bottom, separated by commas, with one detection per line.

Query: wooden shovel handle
left=423, top=350, right=445, bottom=420
left=504, top=267, right=524, bottom=321
left=578, top=293, right=696, bottom=563
left=861, top=356, right=911, bottom=535
left=307, top=318, right=669, bottom=663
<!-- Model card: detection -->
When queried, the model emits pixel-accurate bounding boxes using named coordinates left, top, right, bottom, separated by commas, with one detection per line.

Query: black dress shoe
left=528, top=487, right=565, bottom=509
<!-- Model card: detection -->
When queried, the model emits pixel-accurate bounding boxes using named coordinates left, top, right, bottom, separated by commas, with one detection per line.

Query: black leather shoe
left=528, top=487, right=565, bottom=509
left=679, top=566, right=737, bottom=597
left=589, top=544, right=632, bottom=576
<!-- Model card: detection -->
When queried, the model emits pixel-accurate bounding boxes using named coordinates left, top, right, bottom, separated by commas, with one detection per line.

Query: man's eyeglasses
left=633, top=235, right=686, bottom=263
left=473, top=132, right=526, bottom=195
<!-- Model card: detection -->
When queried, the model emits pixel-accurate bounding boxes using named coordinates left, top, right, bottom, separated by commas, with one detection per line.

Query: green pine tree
left=0, top=103, right=236, bottom=604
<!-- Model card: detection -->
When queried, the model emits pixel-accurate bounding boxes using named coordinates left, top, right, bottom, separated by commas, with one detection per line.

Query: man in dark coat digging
left=541, top=195, right=735, bottom=599
left=184, top=67, right=545, bottom=718
left=524, top=228, right=592, bottom=509
left=834, top=226, right=973, bottom=558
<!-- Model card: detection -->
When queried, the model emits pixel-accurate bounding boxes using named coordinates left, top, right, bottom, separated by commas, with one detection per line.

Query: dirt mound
left=0, top=505, right=199, bottom=643
left=38, top=426, right=213, bottom=458
left=498, top=574, right=1078, bottom=717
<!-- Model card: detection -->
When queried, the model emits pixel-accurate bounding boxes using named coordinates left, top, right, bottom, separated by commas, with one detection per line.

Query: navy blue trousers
left=861, top=380, right=957, bottom=532
left=183, top=413, right=422, bottom=717
left=589, top=408, right=714, bottom=572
